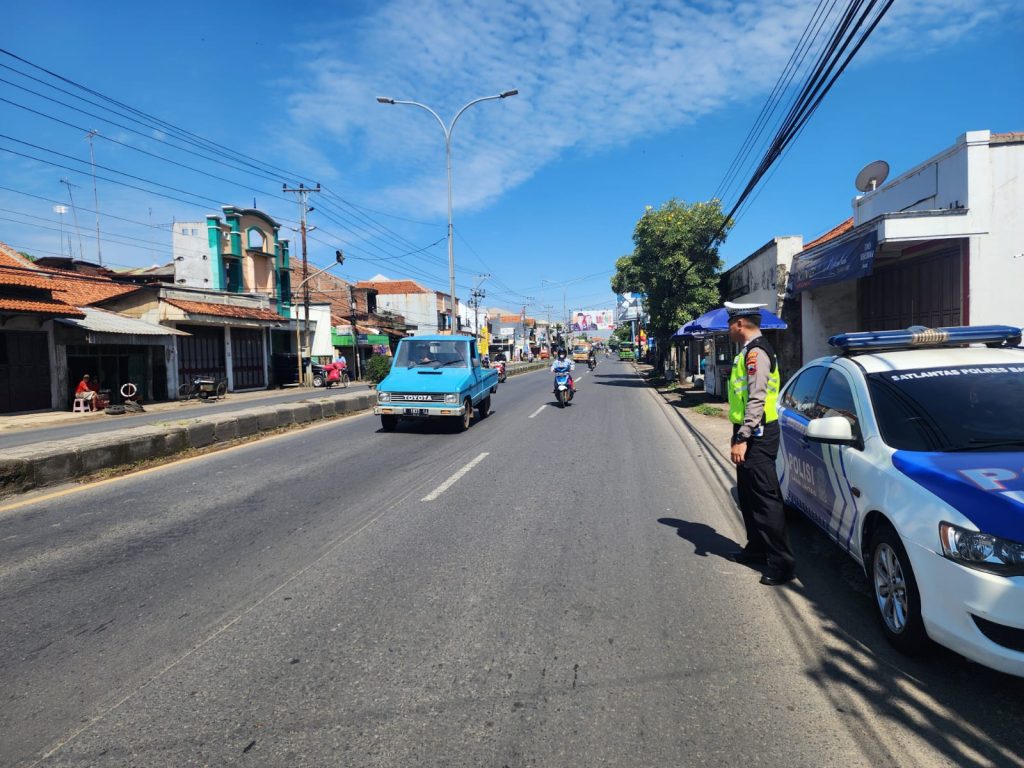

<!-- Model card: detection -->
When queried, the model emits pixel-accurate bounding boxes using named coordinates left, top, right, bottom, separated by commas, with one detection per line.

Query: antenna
left=60, top=177, right=86, bottom=260
left=855, top=160, right=890, bottom=193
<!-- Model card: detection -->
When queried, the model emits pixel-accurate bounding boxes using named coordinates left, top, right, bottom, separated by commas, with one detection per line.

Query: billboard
left=615, top=293, right=645, bottom=323
left=570, top=308, right=616, bottom=331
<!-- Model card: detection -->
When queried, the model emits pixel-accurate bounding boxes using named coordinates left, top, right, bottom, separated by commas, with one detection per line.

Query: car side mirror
left=805, top=416, right=857, bottom=446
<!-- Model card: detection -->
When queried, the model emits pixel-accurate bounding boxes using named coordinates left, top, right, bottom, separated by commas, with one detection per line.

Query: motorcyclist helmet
left=557, top=348, right=566, bottom=359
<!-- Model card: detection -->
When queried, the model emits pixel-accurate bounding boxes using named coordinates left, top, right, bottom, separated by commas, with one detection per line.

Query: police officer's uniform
left=726, top=302, right=795, bottom=583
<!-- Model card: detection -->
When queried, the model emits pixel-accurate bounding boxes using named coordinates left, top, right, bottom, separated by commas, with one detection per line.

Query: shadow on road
left=657, top=517, right=740, bottom=559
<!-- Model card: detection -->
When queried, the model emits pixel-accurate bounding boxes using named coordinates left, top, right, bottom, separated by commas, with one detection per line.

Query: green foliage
left=611, top=199, right=731, bottom=347
left=365, top=354, right=392, bottom=385
left=18, top=251, right=36, bottom=262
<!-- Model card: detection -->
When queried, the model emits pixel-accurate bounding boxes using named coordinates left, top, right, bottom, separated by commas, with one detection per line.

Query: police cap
left=724, top=301, right=766, bottom=324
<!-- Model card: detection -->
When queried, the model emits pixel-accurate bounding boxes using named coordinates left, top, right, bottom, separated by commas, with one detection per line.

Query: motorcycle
left=493, top=359, right=507, bottom=383
left=587, top=357, right=596, bottom=371
left=553, top=371, right=574, bottom=407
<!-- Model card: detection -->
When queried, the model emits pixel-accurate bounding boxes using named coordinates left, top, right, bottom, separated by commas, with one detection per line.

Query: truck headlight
left=939, top=522, right=1024, bottom=576
left=377, top=392, right=390, bottom=403
left=444, top=393, right=458, bottom=404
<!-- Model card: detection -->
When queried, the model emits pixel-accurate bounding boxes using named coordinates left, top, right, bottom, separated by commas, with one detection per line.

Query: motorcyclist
left=550, top=348, right=576, bottom=392
left=587, top=347, right=597, bottom=369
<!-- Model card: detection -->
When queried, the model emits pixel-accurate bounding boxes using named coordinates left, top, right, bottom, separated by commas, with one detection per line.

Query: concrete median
left=0, top=390, right=378, bottom=498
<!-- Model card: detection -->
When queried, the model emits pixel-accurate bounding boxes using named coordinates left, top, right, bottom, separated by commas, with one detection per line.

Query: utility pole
left=469, top=273, right=490, bottom=345
left=283, top=183, right=320, bottom=385
left=543, top=303, right=554, bottom=353
left=60, top=178, right=85, bottom=261
left=86, top=129, right=102, bottom=266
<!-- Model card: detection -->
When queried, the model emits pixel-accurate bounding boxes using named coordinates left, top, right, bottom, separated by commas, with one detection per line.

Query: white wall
left=724, top=236, right=803, bottom=312
left=172, top=222, right=214, bottom=288
left=802, top=282, right=859, bottom=361
left=968, top=138, right=1024, bottom=328
left=376, top=293, right=439, bottom=335
left=293, top=303, right=333, bottom=358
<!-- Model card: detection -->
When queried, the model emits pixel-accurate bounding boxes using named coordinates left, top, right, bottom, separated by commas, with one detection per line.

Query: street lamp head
left=376, top=97, right=396, bottom=104
left=499, top=89, right=519, bottom=99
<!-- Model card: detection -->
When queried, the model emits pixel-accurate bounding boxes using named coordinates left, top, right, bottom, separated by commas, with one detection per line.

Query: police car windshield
left=866, top=364, right=1024, bottom=452
left=395, top=340, right=468, bottom=369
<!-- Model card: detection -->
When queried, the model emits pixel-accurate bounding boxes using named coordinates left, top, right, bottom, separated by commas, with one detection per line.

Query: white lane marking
left=528, top=404, right=547, bottom=419
left=421, top=451, right=490, bottom=501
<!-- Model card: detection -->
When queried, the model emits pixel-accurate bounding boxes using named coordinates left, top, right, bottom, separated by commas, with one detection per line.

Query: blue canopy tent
left=673, top=317, right=708, bottom=337
left=690, top=306, right=788, bottom=333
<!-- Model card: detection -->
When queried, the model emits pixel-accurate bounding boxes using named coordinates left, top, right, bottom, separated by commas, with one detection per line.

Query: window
left=247, top=228, right=265, bottom=251
left=867, top=364, right=1024, bottom=451
left=781, top=366, right=827, bottom=417
left=814, top=369, right=860, bottom=432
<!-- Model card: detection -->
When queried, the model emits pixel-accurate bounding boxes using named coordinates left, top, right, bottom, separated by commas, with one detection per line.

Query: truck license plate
left=404, top=407, right=429, bottom=416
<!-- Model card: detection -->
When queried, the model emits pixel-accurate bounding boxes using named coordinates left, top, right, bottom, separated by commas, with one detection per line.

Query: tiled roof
left=803, top=218, right=854, bottom=251
left=0, top=296, right=85, bottom=317
left=46, top=272, right=138, bottom=306
left=0, top=242, right=37, bottom=269
left=165, top=298, right=282, bottom=321
left=0, top=265, right=54, bottom=289
left=355, top=279, right=428, bottom=295
left=990, top=132, right=1024, bottom=144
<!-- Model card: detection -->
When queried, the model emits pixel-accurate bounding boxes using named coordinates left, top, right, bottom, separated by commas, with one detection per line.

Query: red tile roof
left=803, top=218, right=854, bottom=251
left=0, top=242, right=37, bottom=269
left=46, top=272, right=138, bottom=306
left=165, top=298, right=282, bottom=321
left=355, top=279, right=428, bottom=295
left=0, top=296, right=85, bottom=317
left=0, top=265, right=54, bottom=289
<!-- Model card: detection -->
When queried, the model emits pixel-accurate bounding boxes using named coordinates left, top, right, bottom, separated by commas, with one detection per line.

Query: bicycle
left=177, top=376, right=228, bottom=401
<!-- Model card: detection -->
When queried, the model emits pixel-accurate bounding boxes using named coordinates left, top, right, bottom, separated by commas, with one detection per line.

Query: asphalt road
left=1, top=359, right=1021, bottom=767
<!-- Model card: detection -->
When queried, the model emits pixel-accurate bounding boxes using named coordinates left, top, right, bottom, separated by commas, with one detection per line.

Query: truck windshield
left=866, top=364, right=1024, bottom=452
left=395, top=339, right=468, bottom=369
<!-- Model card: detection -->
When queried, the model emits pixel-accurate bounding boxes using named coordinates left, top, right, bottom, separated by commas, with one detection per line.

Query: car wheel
left=312, top=374, right=325, bottom=388
left=458, top=398, right=473, bottom=431
left=478, top=395, right=491, bottom=419
left=380, top=415, right=398, bottom=432
left=869, top=522, right=928, bottom=654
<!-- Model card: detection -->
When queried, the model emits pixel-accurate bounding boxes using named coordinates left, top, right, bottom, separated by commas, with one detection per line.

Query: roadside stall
left=681, top=307, right=788, bottom=400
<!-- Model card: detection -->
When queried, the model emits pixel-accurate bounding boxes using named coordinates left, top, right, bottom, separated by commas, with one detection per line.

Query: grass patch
left=693, top=403, right=726, bottom=418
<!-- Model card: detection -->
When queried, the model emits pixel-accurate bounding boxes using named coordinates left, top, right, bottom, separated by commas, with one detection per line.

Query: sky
left=2, top=0, right=1022, bottom=320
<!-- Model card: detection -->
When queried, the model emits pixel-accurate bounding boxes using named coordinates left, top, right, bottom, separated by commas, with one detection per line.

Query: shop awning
left=57, top=307, right=190, bottom=337
left=791, top=228, right=877, bottom=292
left=332, top=332, right=390, bottom=346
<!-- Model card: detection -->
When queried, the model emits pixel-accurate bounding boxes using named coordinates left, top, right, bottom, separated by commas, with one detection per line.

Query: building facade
left=792, top=130, right=1024, bottom=361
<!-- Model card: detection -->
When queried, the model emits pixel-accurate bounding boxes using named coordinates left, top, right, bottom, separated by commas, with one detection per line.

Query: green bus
left=618, top=342, right=635, bottom=360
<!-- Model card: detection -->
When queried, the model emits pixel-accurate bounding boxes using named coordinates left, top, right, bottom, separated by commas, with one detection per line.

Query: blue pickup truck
left=374, top=335, right=499, bottom=432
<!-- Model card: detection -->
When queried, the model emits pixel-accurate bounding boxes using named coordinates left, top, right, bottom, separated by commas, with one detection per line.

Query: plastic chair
left=72, top=398, right=90, bottom=413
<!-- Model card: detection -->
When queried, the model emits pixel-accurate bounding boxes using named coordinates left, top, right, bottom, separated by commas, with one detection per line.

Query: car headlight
left=939, top=522, right=1024, bottom=576
left=377, top=392, right=390, bottom=403
left=444, top=393, right=459, bottom=404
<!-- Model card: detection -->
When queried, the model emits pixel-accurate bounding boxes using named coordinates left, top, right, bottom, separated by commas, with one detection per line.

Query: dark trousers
left=734, top=422, right=795, bottom=575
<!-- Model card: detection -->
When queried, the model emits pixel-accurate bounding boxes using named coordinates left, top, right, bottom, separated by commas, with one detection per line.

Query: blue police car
left=777, top=325, right=1024, bottom=677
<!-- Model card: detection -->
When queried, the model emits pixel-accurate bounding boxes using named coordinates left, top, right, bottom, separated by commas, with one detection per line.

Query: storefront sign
left=792, top=229, right=877, bottom=292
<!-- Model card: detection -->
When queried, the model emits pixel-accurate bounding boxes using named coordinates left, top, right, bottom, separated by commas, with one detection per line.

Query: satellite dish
left=855, top=160, right=890, bottom=193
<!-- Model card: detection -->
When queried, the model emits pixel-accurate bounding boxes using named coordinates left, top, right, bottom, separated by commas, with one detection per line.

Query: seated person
left=74, top=374, right=98, bottom=411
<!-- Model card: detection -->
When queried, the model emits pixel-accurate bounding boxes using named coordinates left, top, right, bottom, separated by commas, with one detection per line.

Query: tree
left=611, top=199, right=731, bottom=352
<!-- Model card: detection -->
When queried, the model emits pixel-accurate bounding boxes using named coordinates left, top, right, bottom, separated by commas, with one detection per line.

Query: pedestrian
left=724, top=301, right=795, bottom=586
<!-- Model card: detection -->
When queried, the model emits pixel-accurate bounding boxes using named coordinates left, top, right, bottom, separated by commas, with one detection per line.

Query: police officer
left=724, top=302, right=795, bottom=586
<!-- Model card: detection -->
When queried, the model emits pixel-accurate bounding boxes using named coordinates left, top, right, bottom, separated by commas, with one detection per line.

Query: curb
left=0, top=390, right=377, bottom=498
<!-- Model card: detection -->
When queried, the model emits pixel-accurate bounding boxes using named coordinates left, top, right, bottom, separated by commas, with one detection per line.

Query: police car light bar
left=828, top=325, right=1023, bottom=354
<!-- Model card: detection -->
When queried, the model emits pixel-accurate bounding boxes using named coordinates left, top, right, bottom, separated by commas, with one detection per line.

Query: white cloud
left=278, top=0, right=1019, bottom=216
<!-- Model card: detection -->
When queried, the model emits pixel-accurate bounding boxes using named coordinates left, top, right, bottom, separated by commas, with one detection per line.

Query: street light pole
left=542, top=276, right=587, bottom=349
left=377, top=90, right=518, bottom=335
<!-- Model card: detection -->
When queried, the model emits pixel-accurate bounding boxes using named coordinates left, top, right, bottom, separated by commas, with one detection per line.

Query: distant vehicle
left=271, top=352, right=327, bottom=387
left=374, top=335, right=499, bottom=432
left=618, top=342, right=635, bottom=360
left=778, top=324, right=1024, bottom=678
left=572, top=343, right=592, bottom=363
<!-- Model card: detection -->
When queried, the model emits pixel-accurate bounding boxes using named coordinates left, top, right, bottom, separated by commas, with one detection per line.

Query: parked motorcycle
left=493, top=359, right=507, bottom=383
left=553, top=371, right=574, bottom=408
